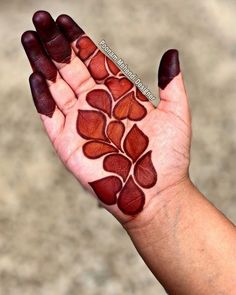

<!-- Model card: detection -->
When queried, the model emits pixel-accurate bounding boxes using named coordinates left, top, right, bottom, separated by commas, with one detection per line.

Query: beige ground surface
left=0, top=1, right=236, bottom=294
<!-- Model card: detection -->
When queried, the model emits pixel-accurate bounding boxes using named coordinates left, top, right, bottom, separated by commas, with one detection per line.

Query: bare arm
left=125, top=179, right=236, bottom=295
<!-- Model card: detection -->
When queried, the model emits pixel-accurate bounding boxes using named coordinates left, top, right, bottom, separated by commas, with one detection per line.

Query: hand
left=21, top=11, right=191, bottom=225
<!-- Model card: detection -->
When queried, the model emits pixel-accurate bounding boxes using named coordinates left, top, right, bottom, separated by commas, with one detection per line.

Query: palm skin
left=22, top=11, right=191, bottom=224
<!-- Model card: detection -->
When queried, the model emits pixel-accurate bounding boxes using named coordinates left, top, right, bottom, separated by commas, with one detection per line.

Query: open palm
left=22, top=11, right=191, bottom=223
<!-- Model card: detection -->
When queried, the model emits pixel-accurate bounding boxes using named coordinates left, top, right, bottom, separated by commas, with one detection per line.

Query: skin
left=22, top=11, right=236, bottom=294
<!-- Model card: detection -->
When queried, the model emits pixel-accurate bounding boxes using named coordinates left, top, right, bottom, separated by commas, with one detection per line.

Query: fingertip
left=56, top=14, right=84, bottom=42
left=32, top=10, right=52, bottom=26
left=158, top=49, right=180, bottom=90
left=29, top=72, right=56, bottom=118
left=21, top=30, right=37, bottom=47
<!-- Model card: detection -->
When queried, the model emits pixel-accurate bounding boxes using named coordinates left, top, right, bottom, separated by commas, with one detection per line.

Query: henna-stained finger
left=33, top=11, right=72, bottom=64
left=29, top=72, right=56, bottom=117
left=21, top=31, right=58, bottom=82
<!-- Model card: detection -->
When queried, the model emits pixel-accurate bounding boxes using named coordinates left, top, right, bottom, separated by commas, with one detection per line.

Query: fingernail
left=158, top=49, right=180, bottom=90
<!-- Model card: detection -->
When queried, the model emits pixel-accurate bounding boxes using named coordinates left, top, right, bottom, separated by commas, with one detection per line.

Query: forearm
left=124, top=179, right=236, bottom=295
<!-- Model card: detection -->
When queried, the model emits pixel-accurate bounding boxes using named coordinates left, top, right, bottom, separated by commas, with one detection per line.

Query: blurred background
left=0, top=0, right=236, bottom=294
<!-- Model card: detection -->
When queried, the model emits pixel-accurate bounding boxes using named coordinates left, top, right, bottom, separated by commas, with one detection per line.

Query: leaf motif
left=123, top=124, right=149, bottom=162
left=86, top=89, right=112, bottom=117
left=105, top=77, right=133, bottom=101
left=106, top=57, right=120, bottom=75
left=136, top=89, right=148, bottom=102
left=134, top=151, right=157, bottom=188
left=88, top=51, right=109, bottom=80
left=113, top=92, right=147, bottom=121
left=107, top=120, right=125, bottom=150
left=89, top=176, right=122, bottom=205
left=103, top=154, right=131, bottom=181
left=117, top=176, right=145, bottom=215
left=76, top=36, right=97, bottom=61
left=83, top=141, right=117, bottom=159
left=77, top=110, right=108, bottom=141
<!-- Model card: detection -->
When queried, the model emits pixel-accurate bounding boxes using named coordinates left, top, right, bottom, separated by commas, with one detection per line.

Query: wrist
left=122, top=176, right=195, bottom=237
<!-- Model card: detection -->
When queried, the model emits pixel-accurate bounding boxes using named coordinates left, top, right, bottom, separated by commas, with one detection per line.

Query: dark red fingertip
left=21, top=30, right=57, bottom=81
left=56, top=14, right=84, bottom=42
left=32, top=10, right=72, bottom=64
left=29, top=72, right=56, bottom=117
left=158, top=49, right=180, bottom=90
left=32, top=11, right=57, bottom=42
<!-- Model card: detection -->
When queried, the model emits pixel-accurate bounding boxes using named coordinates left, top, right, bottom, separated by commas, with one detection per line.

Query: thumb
left=157, top=49, right=190, bottom=124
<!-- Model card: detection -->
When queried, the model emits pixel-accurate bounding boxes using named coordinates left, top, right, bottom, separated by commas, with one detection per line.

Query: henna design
left=117, top=176, right=145, bottom=215
left=72, top=33, right=158, bottom=215
left=107, top=121, right=125, bottom=151
left=86, top=89, right=112, bottom=117
left=113, top=91, right=147, bottom=121
left=89, top=176, right=122, bottom=205
left=105, top=77, right=133, bottom=101
left=134, top=151, right=157, bottom=188
left=76, top=36, right=97, bottom=61
left=123, top=124, right=149, bottom=163
left=76, top=110, right=108, bottom=141
left=88, top=52, right=109, bottom=80
left=106, top=57, right=120, bottom=75
left=103, top=154, right=131, bottom=182
left=24, top=13, right=158, bottom=216
left=83, top=141, right=117, bottom=159
left=136, top=89, right=149, bottom=102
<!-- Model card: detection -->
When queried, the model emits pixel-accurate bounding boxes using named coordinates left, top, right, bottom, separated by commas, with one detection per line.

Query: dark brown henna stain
left=33, top=11, right=72, bottom=64
left=77, top=110, right=108, bottom=141
left=86, top=89, right=112, bottom=117
left=89, top=176, right=122, bottom=205
left=76, top=36, right=97, bottom=61
left=88, top=52, right=109, bottom=80
left=56, top=14, right=84, bottom=42
left=158, top=49, right=180, bottom=90
left=117, top=176, right=145, bottom=215
left=29, top=72, right=56, bottom=117
left=113, top=92, right=147, bottom=121
left=83, top=141, right=117, bottom=159
left=21, top=31, right=57, bottom=82
left=123, top=124, right=148, bottom=163
left=103, top=154, right=131, bottom=182
left=106, top=57, right=120, bottom=75
left=136, top=89, right=148, bottom=102
left=107, top=120, right=125, bottom=151
left=105, top=77, right=133, bottom=101
left=134, top=151, right=157, bottom=188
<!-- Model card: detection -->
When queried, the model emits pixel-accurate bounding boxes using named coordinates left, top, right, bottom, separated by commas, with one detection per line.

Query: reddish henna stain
left=103, top=154, right=131, bottom=182
left=123, top=124, right=149, bottom=163
left=33, top=11, right=72, bottom=64
left=29, top=72, right=56, bottom=117
left=88, top=52, right=109, bottom=80
left=134, top=151, right=157, bottom=188
left=83, top=141, right=117, bottom=159
left=136, top=89, right=148, bottom=102
left=76, top=36, right=97, bottom=61
left=89, top=176, right=122, bottom=205
left=117, top=176, right=145, bottom=215
left=106, top=57, right=120, bottom=75
left=56, top=14, right=84, bottom=42
left=113, top=92, right=147, bottom=121
left=107, top=121, right=125, bottom=151
left=77, top=110, right=108, bottom=141
left=21, top=31, right=57, bottom=82
left=86, top=89, right=112, bottom=117
left=105, top=77, right=133, bottom=101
